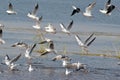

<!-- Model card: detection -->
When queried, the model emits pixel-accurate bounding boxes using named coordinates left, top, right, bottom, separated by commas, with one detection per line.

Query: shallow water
left=0, top=0, right=120, bottom=80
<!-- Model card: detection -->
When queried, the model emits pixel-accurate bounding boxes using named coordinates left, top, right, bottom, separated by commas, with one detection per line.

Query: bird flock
left=0, top=0, right=117, bottom=75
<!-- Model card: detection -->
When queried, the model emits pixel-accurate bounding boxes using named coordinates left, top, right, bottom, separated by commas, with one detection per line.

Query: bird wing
left=75, top=35, right=84, bottom=46
left=41, top=51, right=49, bottom=56
left=10, top=53, right=21, bottom=64
left=106, top=5, right=115, bottom=14
left=85, top=2, right=96, bottom=14
left=5, top=54, right=11, bottom=61
left=35, top=16, right=42, bottom=26
left=60, top=23, right=67, bottom=31
left=67, top=20, right=73, bottom=30
left=39, top=41, right=47, bottom=44
left=104, top=0, right=111, bottom=10
left=9, top=3, right=13, bottom=10
left=87, top=37, right=96, bottom=47
left=84, top=33, right=94, bottom=45
left=32, top=3, right=39, bottom=15
left=29, top=43, right=37, bottom=55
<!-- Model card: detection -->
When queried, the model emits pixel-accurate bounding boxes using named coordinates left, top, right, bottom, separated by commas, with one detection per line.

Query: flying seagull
left=60, top=20, right=73, bottom=35
left=75, top=33, right=96, bottom=53
left=32, top=16, right=43, bottom=29
left=41, top=41, right=57, bottom=56
left=6, top=3, right=17, bottom=15
left=99, top=0, right=115, bottom=15
left=44, top=23, right=56, bottom=34
left=4, top=53, right=21, bottom=70
left=71, top=6, right=80, bottom=16
left=11, top=41, right=28, bottom=48
left=27, top=3, right=39, bottom=20
left=52, top=55, right=71, bottom=61
left=83, top=2, right=96, bottom=17
left=25, top=43, right=37, bottom=59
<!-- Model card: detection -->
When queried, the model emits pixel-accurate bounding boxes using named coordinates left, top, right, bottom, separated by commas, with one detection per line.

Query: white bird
left=83, top=2, right=96, bottom=17
left=41, top=41, right=57, bottom=56
left=65, top=68, right=72, bottom=76
left=28, top=64, right=34, bottom=72
left=6, top=3, right=17, bottom=15
left=27, top=3, right=39, bottom=20
left=11, top=41, right=28, bottom=48
left=32, top=16, right=42, bottom=29
left=60, top=20, right=73, bottom=35
left=45, top=23, right=56, bottom=34
left=71, top=6, right=80, bottom=16
left=4, top=53, right=21, bottom=70
left=62, top=60, right=87, bottom=71
left=75, top=33, right=96, bottom=48
left=25, top=43, right=37, bottom=59
left=75, top=33, right=96, bottom=53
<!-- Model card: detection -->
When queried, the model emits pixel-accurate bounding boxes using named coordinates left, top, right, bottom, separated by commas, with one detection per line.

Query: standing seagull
left=60, top=20, right=73, bottom=35
left=32, top=16, right=43, bottom=29
left=27, top=3, right=39, bottom=20
left=28, top=64, right=34, bottom=72
left=6, top=3, right=17, bottom=15
left=4, top=53, right=21, bottom=70
left=71, top=6, right=80, bottom=16
left=75, top=33, right=96, bottom=54
left=83, top=2, right=96, bottom=17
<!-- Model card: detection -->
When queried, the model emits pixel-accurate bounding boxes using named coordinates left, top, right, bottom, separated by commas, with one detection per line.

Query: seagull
left=60, top=20, right=73, bottom=35
left=27, top=3, right=39, bottom=20
left=25, top=43, right=37, bottom=59
left=41, top=41, right=57, bottom=56
left=71, top=6, right=80, bottom=16
left=99, top=0, right=115, bottom=15
left=62, top=59, right=87, bottom=71
left=44, top=23, right=56, bottom=34
left=4, top=53, right=21, bottom=70
left=32, top=16, right=42, bottom=29
left=6, top=3, right=17, bottom=15
left=28, top=64, right=34, bottom=72
left=65, top=68, right=72, bottom=76
left=52, top=55, right=71, bottom=61
left=11, top=41, right=28, bottom=48
left=75, top=33, right=96, bottom=53
left=83, top=2, right=96, bottom=17
left=99, top=0, right=111, bottom=14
